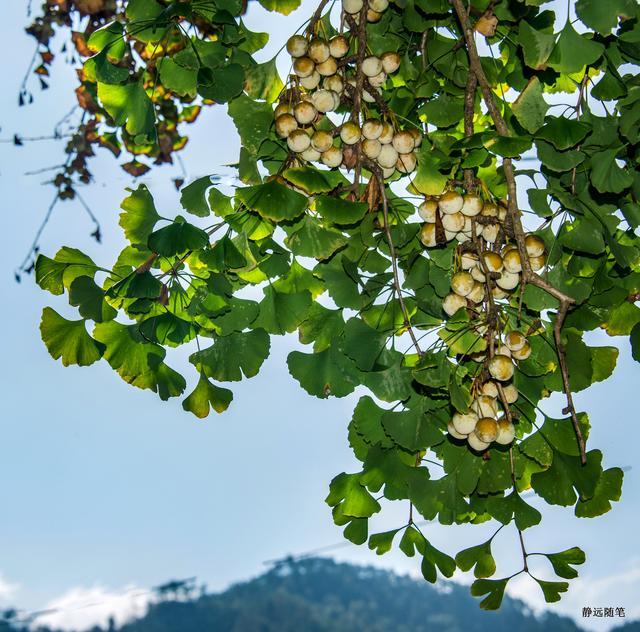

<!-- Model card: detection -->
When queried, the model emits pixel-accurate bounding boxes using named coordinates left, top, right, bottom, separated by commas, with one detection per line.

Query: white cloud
left=33, top=585, right=151, bottom=631
left=0, top=574, right=19, bottom=602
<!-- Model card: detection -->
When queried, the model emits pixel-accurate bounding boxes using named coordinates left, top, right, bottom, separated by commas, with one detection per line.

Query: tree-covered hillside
left=2, top=557, right=613, bottom=631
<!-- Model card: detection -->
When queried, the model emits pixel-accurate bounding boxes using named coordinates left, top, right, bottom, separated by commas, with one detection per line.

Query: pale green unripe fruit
left=377, top=144, right=398, bottom=168
left=467, top=282, right=485, bottom=304
left=452, top=411, right=478, bottom=435
left=502, top=383, right=518, bottom=404
left=482, top=381, right=499, bottom=398
left=275, top=113, right=298, bottom=138
left=293, top=57, right=315, bottom=78
left=311, top=130, right=333, bottom=152
left=529, top=253, right=546, bottom=271
left=370, top=0, right=389, bottom=11
left=461, top=194, right=483, bottom=217
left=362, top=118, right=383, bottom=140
left=451, top=271, right=474, bottom=297
left=496, top=344, right=512, bottom=358
left=324, top=74, right=344, bottom=94
left=294, top=101, right=317, bottom=125
left=342, top=0, right=363, bottom=13
left=502, top=247, right=522, bottom=273
left=442, top=292, right=466, bottom=316
left=482, top=251, right=503, bottom=273
left=441, top=212, right=464, bottom=232
left=505, top=331, right=526, bottom=352
left=287, top=129, right=311, bottom=153
left=316, top=57, right=338, bottom=76
left=301, top=147, right=321, bottom=162
left=461, top=252, right=478, bottom=270
left=496, top=270, right=520, bottom=291
left=362, top=56, right=383, bottom=77
left=392, top=130, right=415, bottom=154
left=474, top=417, right=499, bottom=443
left=340, top=121, right=361, bottom=145
left=482, top=222, right=501, bottom=243
left=287, top=35, right=308, bottom=58
left=489, top=354, right=514, bottom=381
left=308, top=38, right=330, bottom=63
left=363, top=138, right=382, bottom=159
left=512, top=341, right=532, bottom=360
left=448, top=421, right=468, bottom=440
left=418, top=199, right=438, bottom=223
left=438, top=190, right=464, bottom=214
left=312, top=89, right=338, bottom=113
left=495, top=418, right=515, bottom=445
left=329, top=35, right=349, bottom=58
left=396, top=151, right=417, bottom=174
left=367, top=8, right=382, bottom=21
left=525, top=234, right=545, bottom=257
left=379, top=123, right=394, bottom=144
left=300, top=70, right=321, bottom=90
left=274, top=102, right=292, bottom=118
left=381, top=51, right=401, bottom=74
left=321, top=146, right=343, bottom=168
left=467, top=431, right=491, bottom=452
left=471, top=265, right=486, bottom=283
left=473, top=395, right=498, bottom=418
left=419, top=223, right=437, bottom=248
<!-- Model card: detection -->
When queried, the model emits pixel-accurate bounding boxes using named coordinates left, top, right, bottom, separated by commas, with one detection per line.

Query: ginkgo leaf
left=182, top=376, right=233, bottom=418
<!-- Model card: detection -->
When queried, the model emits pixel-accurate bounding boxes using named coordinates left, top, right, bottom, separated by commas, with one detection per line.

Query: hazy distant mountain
left=4, top=557, right=636, bottom=631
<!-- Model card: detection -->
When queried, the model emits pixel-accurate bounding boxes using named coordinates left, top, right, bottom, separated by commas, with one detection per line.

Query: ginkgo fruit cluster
left=417, top=187, right=547, bottom=452
left=274, top=0, right=419, bottom=178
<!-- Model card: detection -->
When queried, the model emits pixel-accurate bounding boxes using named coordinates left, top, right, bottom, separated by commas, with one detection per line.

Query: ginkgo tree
left=26, top=0, right=640, bottom=610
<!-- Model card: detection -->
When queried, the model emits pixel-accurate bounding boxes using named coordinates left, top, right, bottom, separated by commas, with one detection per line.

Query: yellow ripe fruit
left=467, top=432, right=491, bottom=452
left=377, top=144, right=399, bottom=168
left=370, top=0, right=389, bottom=11
left=312, top=89, right=337, bottom=113
left=495, top=418, right=515, bottom=445
left=496, top=344, right=512, bottom=358
left=381, top=51, right=401, bottom=74
left=502, top=383, right=518, bottom=404
left=340, top=121, right=361, bottom=145
left=482, top=223, right=501, bottom=243
left=301, top=147, right=321, bottom=162
left=502, top=247, right=522, bottom=273
left=482, top=251, right=504, bottom=273
left=300, top=70, right=321, bottom=90
left=308, top=39, right=330, bottom=64
left=293, top=101, right=317, bottom=125
left=461, top=252, right=478, bottom=270
left=311, top=130, right=334, bottom=152
left=492, top=286, right=509, bottom=300
left=329, top=35, right=350, bottom=58
left=512, top=341, right=532, bottom=361
left=461, top=194, right=483, bottom=217
left=342, top=0, right=363, bottom=14
left=362, top=118, right=383, bottom=140
left=321, top=146, right=343, bottom=168
left=324, top=74, right=344, bottom=94
left=442, top=293, right=467, bottom=317
left=316, top=57, right=338, bottom=76
left=367, top=9, right=383, bottom=22
left=473, top=395, right=498, bottom=418
left=451, top=271, right=475, bottom=297
left=381, top=166, right=396, bottom=179
left=379, top=122, right=394, bottom=144
left=275, top=113, right=298, bottom=138
left=419, top=223, right=437, bottom=248
left=293, top=57, right=315, bottom=78
left=467, top=282, right=485, bottom=304
left=474, top=417, right=499, bottom=443
left=396, top=152, right=417, bottom=174
left=442, top=212, right=463, bottom=233
left=529, top=253, right=546, bottom=271
left=274, top=102, right=292, bottom=118
left=525, top=234, right=545, bottom=257
left=418, top=199, right=438, bottom=223
left=489, top=354, right=514, bottom=381
left=471, top=265, right=486, bottom=283
left=286, top=35, right=308, bottom=58
left=452, top=411, right=478, bottom=435
left=438, top=190, right=464, bottom=214
left=362, top=56, right=383, bottom=77
left=287, top=129, right=311, bottom=153
left=392, top=130, right=415, bottom=154
left=496, top=270, right=520, bottom=291
left=481, top=201, right=499, bottom=217
left=409, top=127, right=423, bottom=148
left=363, top=138, right=382, bottom=159
left=505, top=331, right=526, bottom=352
left=482, top=381, right=499, bottom=398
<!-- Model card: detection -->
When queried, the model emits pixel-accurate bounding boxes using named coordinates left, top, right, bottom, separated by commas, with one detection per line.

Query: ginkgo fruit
left=525, top=234, right=545, bottom=257
left=495, top=418, right=516, bottom=445
left=489, top=354, right=514, bottom=381
left=467, top=432, right=491, bottom=452
left=474, top=417, right=499, bottom=443
left=439, top=191, right=464, bottom=214
left=451, top=271, right=474, bottom=297
left=287, top=35, right=308, bottom=57
left=419, top=223, right=437, bottom=248
left=442, top=292, right=466, bottom=315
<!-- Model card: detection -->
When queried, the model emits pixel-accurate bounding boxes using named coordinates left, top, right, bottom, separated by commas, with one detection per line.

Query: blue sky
left=0, top=1, right=639, bottom=630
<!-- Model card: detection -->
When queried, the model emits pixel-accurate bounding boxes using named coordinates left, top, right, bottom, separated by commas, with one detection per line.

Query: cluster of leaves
left=32, top=0, right=640, bottom=610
